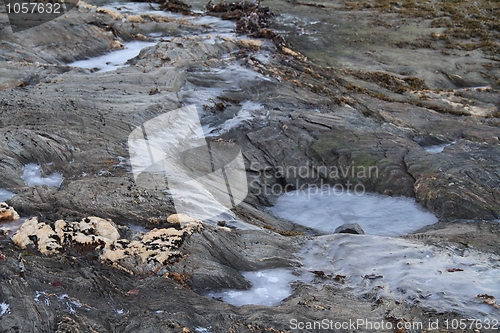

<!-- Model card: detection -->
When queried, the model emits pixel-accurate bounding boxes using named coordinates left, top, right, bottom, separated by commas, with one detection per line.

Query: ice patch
left=21, top=163, right=63, bottom=187
left=99, top=2, right=236, bottom=33
left=205, top=268, right=310, bottom=306
left=99, top=2, right=185, bottom=19
left=0, top=188, right=14, bottom=202
left=424, top=142, right=452, bottom=153
left=0, top=302, right=11, bottom=316
left=69, top=41, right=157, bottom=72
left=269, top=189, right=438, bottom=236
left=34, top=291, right=51, bottom=306
left=190, top=15, right=236, bottom=33
left=128, top=223, right=150, bottom=233
left=301, top=235, right=500, bottom=319
left=218, top=101, right=263, bottom=133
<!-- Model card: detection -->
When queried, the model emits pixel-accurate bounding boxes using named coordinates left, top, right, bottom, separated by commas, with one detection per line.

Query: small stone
left=167, top=213, right=198, bottom=226
left=0, top=202, right=20, bottom=223
left=110, top=40, right=124, bottom=49
left=334, top=223, right=365, bottom=235
left=238, top=39, right=262, bottom=50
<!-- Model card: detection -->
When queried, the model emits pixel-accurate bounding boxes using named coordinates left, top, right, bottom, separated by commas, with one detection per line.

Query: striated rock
left=96, top=7, right=124, bottom=20
left=0, top=202, right=20, bottom=223
left=125, top=14, right=147, bottom=24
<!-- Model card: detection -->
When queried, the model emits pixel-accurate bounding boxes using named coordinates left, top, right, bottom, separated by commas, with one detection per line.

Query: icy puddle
left=22, top=163, right=63, bottom=187
left=269, top=189, right=438, bottom=236
left=206, top=235, right=500, bottom=319
left=70, top=2, right=238, bottom=73
left=0, top=302, right=10, bottom=316
left=99, top=2, right=236, bottom=34
left=301, top=235, right=500, bottom=320
left=69, top=41, right=157, bottom=72
left=205, top=268, right=310, bottom=306
left=424, top=142, right=454, bottom=154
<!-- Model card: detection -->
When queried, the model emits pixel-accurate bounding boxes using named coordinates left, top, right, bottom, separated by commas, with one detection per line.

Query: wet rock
left=159, top=0, right=192, bottom=15
left=334, top=223, right=365, bottom=235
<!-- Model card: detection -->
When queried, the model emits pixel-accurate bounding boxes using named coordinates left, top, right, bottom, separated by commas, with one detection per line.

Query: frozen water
left=191, top=15, right=236, bottom=33
left=424, top=143, right=452, bottom=153
left=195, top=327, right=215, bottom=333
left=99, top=2, right=236, bottom=33
left=128, top=223, right=150, bottom=233
left=98, top=2, right=185, bottom=19
left=0, top=302, right=10, bottom=316
left=69, top=41, right=157, bottom=72
left=301, top=234, right=500, bottom=319
left=218, top=101, right=264, bottom=133
left=21, top=163, right=63, bottom=187
left=269, top=189, right=438, bottom=236
left=205, top=268, right=310, bottom=306
left=0, top=188, right=14, bottom=202
left=1, top=216, right=29, bottom=234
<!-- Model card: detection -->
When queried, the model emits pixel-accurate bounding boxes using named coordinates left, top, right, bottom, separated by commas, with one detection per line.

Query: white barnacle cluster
left=101, top=220, right=202, bottom=273
left=0, top=202, right=20, bottom=223
left=11, top=214, right=203, bottom=274
left=12, top=216, right=120, bottom=255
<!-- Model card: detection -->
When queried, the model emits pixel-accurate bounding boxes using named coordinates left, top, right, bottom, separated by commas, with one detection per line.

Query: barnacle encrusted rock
left=11, top=217, right=62, bottom=255
left=0, top=202, right=20, bottom=223
left=11, top=215, right=203, bottom=273
left=101, top=221, right=203, bottom=273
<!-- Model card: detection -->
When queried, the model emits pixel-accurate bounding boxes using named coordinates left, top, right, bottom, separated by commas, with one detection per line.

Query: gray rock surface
left=1, top=0, right=499, bottom=331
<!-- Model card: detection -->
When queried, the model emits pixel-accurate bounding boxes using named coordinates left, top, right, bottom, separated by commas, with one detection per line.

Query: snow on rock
left=0, top=202, right=20, bottom=223
left=11, top=215, right=203, bottom=274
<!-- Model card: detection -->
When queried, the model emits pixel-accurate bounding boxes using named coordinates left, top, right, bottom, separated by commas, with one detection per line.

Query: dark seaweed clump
left=206, top=0, right=286, bottom=46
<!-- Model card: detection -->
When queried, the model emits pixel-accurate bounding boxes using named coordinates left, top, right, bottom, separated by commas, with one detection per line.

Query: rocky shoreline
left=1, top=0, right=500, bottom=332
